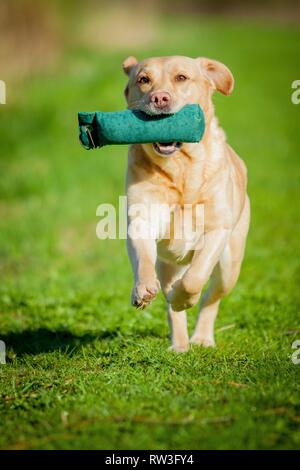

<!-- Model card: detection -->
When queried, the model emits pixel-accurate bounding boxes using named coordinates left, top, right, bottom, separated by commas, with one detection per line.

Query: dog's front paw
left=167, top=280, right=200, bottom=312
left=131, top=279, right=160, bottom=310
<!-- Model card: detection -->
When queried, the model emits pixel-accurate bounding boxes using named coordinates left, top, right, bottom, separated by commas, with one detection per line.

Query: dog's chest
left=162, top=157, right=205, bottom=205
left=155, top=203, right=205, bottom=265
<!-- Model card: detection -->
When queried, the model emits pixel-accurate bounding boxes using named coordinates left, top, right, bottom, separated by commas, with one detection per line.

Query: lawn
left=0, top=17, right=300, bottom=450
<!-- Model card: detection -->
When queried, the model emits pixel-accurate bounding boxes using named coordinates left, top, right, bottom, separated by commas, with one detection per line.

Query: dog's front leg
left=168, top=228, right=229, bottom=311
left=127, top=234, right=160, bottom=310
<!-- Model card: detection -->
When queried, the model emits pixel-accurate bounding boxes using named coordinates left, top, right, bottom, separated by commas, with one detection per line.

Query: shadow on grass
left=1, top=328, right=119, bottom=357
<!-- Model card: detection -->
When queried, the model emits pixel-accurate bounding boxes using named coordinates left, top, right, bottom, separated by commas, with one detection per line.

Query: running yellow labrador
left=123, top=55, right=250, bottom=352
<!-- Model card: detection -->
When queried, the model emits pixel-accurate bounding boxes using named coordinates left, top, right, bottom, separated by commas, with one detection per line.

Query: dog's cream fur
left=123, top=55, right=250, bottom=352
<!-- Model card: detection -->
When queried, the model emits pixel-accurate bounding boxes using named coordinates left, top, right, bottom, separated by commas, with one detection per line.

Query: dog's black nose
left=150, top=91, right=171, bottom=109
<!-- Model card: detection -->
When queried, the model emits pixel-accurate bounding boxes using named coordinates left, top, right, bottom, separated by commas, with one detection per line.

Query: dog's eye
left=175, top=74, right=188, bottom=82
left=138, top=76, right=150, bottom=84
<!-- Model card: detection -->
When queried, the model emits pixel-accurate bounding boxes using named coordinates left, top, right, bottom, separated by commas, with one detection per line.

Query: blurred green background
left=0, top=0, right=300, bottom=450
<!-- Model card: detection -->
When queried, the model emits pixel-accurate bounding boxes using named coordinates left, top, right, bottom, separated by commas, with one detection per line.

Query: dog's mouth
left=153, top=142, right=183, bottom=156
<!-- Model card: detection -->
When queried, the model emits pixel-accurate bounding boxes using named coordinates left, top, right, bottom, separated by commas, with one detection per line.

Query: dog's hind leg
left=156, top=260, right=190, bottom=352
left=191, top=196, right=250, bottom=347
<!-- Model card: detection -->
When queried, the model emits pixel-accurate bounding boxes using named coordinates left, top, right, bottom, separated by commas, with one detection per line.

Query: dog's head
left=123, top=55, right=234, bottom=156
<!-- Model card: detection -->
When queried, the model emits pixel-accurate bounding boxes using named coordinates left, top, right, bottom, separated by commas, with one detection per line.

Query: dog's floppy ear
left=198, top=57, right=234, bottom=96
left=122, top=56, right=138, bottom=76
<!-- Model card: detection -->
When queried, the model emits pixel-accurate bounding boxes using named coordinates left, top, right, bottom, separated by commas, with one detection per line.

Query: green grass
left=0, top=17, right=300, bottom=450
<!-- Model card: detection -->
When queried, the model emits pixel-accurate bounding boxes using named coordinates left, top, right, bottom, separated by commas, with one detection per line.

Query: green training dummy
left=78, top=104, right=205, bottom=150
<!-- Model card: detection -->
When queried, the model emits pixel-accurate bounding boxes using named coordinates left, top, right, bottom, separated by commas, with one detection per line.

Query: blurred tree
left=1, top=0, right=299, bottom=79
